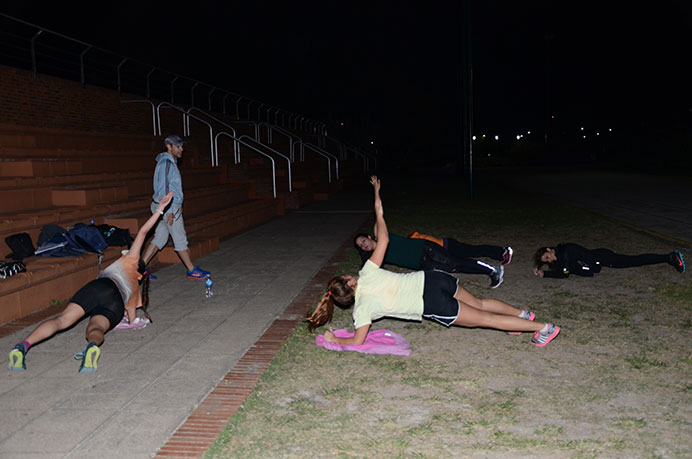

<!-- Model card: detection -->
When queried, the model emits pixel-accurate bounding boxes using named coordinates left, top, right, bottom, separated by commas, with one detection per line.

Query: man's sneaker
left=74, top=342, right=100, bottom=374
left=501, top=247, right=513, bottom=265
left=531, top=323, right=560, bottom=347
left=489, top=265, right=504, bottom=289
left=186, top=266, right=211, bottom=279
left=509, top=310, right=536, bottom=335
left=8, top=343, right=27, bottom=371
left=670, top=251, right=686, bottom=274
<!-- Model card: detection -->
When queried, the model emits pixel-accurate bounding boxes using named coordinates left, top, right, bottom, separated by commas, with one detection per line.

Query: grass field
left=205, top=174, right=691, bottom=458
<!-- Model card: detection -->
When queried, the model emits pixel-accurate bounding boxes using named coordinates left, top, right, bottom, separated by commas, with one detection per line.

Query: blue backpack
left=35, top=224, right=108, bottom=258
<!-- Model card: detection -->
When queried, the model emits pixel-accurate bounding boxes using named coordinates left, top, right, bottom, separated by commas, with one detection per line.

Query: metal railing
left=156, top=102, right=216, bottom=165
left=215, top=132, right=282, bottom=198
left=303, top=143, right=339, bottom=182
left=120, top=99, right=156, bottom=135
left=186, top=108, right=239, bottom=163
left=0, top=13, right=326, bottom=134
left=259, top=122, right=298, bottom=161
left=238, top=135, right=293, bottom=194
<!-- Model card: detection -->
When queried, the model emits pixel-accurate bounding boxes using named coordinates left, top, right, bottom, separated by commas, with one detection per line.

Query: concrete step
left=51, top=184, right=129, bottom=207
left=0, top=159, right=83, bottom=177
left=0, top=246, right=122, bottom=325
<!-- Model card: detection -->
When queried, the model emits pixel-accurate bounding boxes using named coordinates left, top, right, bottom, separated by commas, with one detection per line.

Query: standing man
left=142, top=135, right=211, bottom=279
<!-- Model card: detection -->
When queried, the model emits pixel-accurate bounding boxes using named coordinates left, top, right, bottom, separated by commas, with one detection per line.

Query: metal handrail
left=214, top=132, right=278, bottom=198
left=156, top=102, right=216, bottom=166
left=186, top=107, right=239, bottom=163
left=258, top=122, right=296, bottom=161
left=327, top=136, right=374, bottom=171
left=0, top=13, right=327, bottom=133
left=233, top=120, right=260, bottom=141
left=120, top=99, right=156, bottom=135
left=347, top=145, right=374, bottom=171
left=303, top=143, right=339, bottom=182
left=239, top=135, right=292, bottom=193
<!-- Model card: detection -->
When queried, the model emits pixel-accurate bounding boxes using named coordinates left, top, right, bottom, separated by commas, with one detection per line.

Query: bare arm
left=126, top=304, right=137, bottom=323
left=369, top=176, right=388, bottom=267
left=323, top=324, right=370, bottom=345
left=128, top=191, right=173, bottom=258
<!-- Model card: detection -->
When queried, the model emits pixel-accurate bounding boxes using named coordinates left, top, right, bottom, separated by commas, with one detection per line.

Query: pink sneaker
left=531, top=323, right=561, bottom=347
left=114, top=317, right=151, bottom=330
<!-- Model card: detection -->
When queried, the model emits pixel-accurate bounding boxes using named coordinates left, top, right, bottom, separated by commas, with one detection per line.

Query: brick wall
left=0, top=65, right=152, bottom=134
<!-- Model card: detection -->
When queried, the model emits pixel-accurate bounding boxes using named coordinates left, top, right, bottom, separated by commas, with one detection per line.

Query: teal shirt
left=383, top=234, right=425, bottom=269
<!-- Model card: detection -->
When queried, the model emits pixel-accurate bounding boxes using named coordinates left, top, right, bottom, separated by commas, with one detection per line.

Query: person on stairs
left=141, top=135, right=210, bottom=280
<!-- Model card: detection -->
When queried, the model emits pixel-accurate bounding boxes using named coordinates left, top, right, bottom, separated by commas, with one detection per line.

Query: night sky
left=2, top=1, right=690, bottom=155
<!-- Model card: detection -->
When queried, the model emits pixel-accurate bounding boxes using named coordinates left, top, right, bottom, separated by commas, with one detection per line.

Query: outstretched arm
left=324, top=324, right=370, bottom=346
left=369, top=176, right=388, bottom=267
left=128, top=191, right=173, bottom=258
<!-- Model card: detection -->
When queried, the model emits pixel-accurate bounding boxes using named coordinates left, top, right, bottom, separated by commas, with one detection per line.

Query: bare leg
left=454, top=284, right=523, bottom=316
left=85, top=315, right=110, bottom=346
left=454, top=301, right=545, bottom=332
left=176, top=249, right=195, bottom=272
left=24, top=303, right=85, bottom=346
left=142, top=242, right=159, bottom=265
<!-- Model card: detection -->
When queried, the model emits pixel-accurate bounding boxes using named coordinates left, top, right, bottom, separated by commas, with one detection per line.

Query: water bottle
left=205, top=278, right=214, bottom=298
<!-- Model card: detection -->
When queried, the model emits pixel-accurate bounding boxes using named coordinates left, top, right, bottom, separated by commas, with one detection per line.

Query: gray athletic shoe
left=531, top=323, right=561, bottom=347
left=489, top=265, right=504, bottom=289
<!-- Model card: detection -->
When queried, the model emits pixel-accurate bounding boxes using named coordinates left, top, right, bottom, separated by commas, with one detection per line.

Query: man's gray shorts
left=149, top=202, right=189, bottom=251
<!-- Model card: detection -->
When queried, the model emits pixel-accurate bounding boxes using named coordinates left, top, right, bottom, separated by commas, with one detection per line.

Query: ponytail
left=140, top=272, right=153, bottom=323
left=305, top=276, right=355, bottom=332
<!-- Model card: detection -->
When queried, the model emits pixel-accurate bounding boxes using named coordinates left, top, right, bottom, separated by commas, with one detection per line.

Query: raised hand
left=370, top=175, right=380, bottom=193
left=157, top=191, right=174, bottom=213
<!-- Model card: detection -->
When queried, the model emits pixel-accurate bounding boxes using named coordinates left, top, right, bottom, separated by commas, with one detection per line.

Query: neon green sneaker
left=8, top=343, right=27, bottom=371
left=74, top=342, right=100, bottom=374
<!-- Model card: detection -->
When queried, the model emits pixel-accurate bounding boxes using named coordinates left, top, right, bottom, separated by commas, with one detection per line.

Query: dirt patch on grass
left=208, top=176, right=691, bottom=458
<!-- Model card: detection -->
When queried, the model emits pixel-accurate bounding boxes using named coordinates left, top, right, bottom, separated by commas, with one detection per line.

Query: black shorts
left=70, top=278, right=125, bottom=330
left=422, top=270, right=459, bottom=327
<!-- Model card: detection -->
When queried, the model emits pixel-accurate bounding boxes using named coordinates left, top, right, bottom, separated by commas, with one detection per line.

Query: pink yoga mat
left=315, top=329, right=411, bottom=356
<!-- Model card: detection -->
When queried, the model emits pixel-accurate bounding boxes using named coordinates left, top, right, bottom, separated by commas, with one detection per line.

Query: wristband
left=158, top=209, right=164, bottom=215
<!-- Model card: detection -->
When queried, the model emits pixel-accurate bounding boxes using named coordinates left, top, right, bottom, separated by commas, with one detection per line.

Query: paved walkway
left=0, top=185, right=371, bottom=458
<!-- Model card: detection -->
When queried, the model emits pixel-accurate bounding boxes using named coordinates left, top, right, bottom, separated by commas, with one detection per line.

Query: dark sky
left=2, top=1, right=690, bottom=152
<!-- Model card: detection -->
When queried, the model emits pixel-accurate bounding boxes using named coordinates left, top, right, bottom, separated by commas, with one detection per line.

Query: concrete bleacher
left=0, top=64, right=365, bottom=328
left=0, top=126, right=283, bottom=326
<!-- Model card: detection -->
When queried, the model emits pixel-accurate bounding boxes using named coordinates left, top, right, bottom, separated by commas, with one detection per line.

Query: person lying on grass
left=8, top=191, right=174, bottom=374
left=533, top=244, right=686, bottom=279
left=354, top=222, right=508, bottom=289
left=307, top=176, right=560, bottom=347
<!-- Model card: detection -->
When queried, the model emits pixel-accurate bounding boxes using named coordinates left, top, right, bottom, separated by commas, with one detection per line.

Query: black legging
left=444, top=238, right=504, bottom=262
left=419, top=241, right=495, bottom=275
left=589, top=249, right=669, bottom=269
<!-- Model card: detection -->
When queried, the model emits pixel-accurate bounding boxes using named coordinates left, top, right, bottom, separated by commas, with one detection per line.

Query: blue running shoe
left=186, top=266, right=211, bottom=279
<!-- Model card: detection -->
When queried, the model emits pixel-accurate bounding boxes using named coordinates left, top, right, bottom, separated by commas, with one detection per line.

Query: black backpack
left=5, top=233, right=35, bottom=260
left=96, top=224, right=132, bottom=248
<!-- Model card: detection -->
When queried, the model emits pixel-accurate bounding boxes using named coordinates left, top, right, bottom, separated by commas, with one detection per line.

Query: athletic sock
left=20, top=340, right=31, bottom=352
left=538, top=324, right=549, bottom=333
